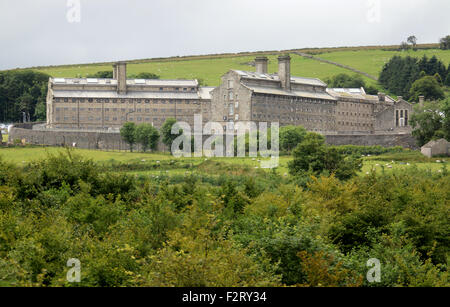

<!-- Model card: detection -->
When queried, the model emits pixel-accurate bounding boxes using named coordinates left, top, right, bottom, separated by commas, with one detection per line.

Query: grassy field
left=318, top=49, right=450, bottom=79
left=34, top=54, right=359, bottom=87
left=0, top=147, right=446, bottom=177
left=29, top=47, right=450, bottom=89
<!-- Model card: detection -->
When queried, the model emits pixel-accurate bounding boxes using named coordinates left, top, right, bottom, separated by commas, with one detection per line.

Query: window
left=228, top=80, right=233, bottom=89
left=229, top=103, right=234, bottom=116
left=64, top=98, right=68, bottom=102
left=229, top=92, right=234, bottom=101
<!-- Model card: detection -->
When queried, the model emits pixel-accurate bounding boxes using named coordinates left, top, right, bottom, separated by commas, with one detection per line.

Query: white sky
left=0, top=0, right=449, bottom=70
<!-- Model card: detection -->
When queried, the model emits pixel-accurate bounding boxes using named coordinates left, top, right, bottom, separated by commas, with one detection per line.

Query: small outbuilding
left=421, top=139, right=450, bottom=158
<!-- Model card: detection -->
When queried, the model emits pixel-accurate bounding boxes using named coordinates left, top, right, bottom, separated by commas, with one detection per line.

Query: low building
left=421, top=139, right=450, bottom=158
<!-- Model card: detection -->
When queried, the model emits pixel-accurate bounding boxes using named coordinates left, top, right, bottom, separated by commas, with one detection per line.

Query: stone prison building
left=38, top=55, right=416, bottom=148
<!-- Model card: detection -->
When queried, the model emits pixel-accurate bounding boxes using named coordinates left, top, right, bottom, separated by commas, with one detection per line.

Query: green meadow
left=34, top=54, right=356, bottom=87
left=318, top=49, right=450, bottom=79
left=30, top=48, right=450, bottom=89
left=0, top=146, right=445, bottom=178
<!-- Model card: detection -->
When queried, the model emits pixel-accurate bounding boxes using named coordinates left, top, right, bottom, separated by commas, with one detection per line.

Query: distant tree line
left=87, top=70, right=160, bottom=80
left=0, top=70, right=50, bottom=123
left=379, top=55, right=450, bottom=101
left=325, top=73, right=379, bottom=94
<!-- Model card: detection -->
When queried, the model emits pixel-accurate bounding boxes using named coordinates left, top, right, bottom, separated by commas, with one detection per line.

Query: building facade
left=46, top=56, right=413, bottom=135
left=46, top=62, right=214, bottom=130
left=210, top=55, right=413, bottom=135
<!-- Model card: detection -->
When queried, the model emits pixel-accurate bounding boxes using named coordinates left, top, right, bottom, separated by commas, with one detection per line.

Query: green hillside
left=16, top=45, right=450, bottom=88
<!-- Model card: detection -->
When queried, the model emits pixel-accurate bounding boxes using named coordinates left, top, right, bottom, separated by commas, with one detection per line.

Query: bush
left=288, top=133, right=362, bottom=181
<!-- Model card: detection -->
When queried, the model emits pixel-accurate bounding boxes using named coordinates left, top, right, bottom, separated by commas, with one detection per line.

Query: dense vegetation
left=324, top=74, right=378, bottom=94
left=0, top=146, right=448, bottom=287
left=440, top=35, right=450, bottom=50
left=379, top=55, right=449, bottom=100
left=410, top=98, right=450, bottom=146
left=0, top=70, right=50, bottom=123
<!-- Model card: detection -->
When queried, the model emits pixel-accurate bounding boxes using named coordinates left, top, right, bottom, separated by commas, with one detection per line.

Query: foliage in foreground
left=0, top=151, right=448, bottom=287
left=410, top=98, right=450, bottom=146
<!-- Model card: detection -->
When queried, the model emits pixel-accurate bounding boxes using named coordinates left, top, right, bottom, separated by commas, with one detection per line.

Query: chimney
left=419, top=96, right=425, bottom=104
left=398, top=96, right=403, bottom=101
left=116, top=61, right=127, bottom=94
left=113, top=63, right=118, bottom=79
left=278, top=55, right=291, bottom=90
left=255, top=56, right=268, bottom=74
left=378, top=92, right=386, bottom=102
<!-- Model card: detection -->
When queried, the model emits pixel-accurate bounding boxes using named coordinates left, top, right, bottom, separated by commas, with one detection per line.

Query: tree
left=288, top=133, right=361, bottom=181
left=400, top=42, right=410, bottom=51
left=409, top=76, right=445, bottom=102
left=279, top=126, right=307, bottom=152
left=440, top=98, right=450, bottom=141
left=86, top=71, right=113, bottom=78
left=379, top=55, right=448, bottom=100
left=120, top=122, right=137, bottom=152
left=129, top=72, right=160, bottom=80
left=445, top=71, right=450, bottom=87
left=407, top=36, right=417, bottom=50
left=325, top=74, right=365, bottom=88
left=34, top=101, right=46, bottom=121
left=135, top=123, right=160, bottom=152
left=410, top=101, right=444, bottom=146
left=379, top=56, right=420, bottom=99
left=196, top=78, right=207, bottom=86
left=439, top=35, right=450, bottom=50
left=161, top=118, right=180, bottom=149
left=0, top=70, right=49, bottom=123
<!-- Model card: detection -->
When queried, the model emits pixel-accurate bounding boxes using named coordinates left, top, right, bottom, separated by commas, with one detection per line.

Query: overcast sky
left=0, top=0, right=449, bottom=70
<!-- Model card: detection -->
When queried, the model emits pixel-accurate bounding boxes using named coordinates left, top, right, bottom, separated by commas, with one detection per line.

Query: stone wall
left=9, top=127, right=169, bottom=151
left=10, top=125, right=418, bottom=152
left=325, top=133, right=418, bottom=149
